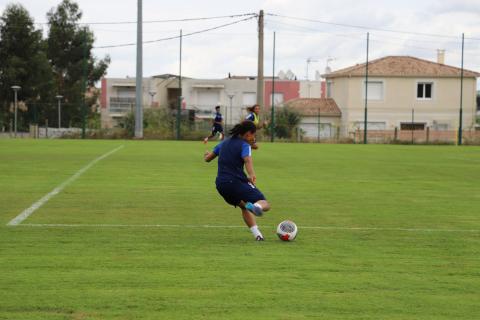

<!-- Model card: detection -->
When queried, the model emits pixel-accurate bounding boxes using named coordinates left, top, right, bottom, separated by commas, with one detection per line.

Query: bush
left=266, top=106, right=302, bottom=140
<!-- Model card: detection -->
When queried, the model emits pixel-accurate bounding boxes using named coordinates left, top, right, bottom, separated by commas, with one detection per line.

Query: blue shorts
left=216, top=179, right=266, bottom=207
left=212, top=124, right=223, bottom=134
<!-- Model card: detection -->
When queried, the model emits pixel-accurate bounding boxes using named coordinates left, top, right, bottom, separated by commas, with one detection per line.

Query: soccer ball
left=276, top=220, right=298, bottom=241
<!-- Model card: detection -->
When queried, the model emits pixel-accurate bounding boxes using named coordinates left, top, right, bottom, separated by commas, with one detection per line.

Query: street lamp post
left=227, top=93, right=235, bottom=128
left=148, top=91, right=156, bottom=106
left=11, top=85, right=21, bottom=138
left=56, top=95, right=63, bottom=128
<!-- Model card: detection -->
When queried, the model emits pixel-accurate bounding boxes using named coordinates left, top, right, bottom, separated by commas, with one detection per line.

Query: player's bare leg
left=203, top=133, right=215, bottom=144
left=239, top=201, right=264, bottom=240
left=245, top=199, right=270, bottom=217
left=256, top=200, right=270, bottom=212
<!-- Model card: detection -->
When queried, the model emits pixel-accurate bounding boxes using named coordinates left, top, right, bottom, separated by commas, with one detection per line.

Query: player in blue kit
left=203, top=105, right=224, bottom=144
left=204, top=120, right=271, bottom=241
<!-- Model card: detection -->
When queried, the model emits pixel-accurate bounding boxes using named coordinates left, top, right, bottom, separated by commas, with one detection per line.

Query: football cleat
left=246, top=202, right=263, bottom=216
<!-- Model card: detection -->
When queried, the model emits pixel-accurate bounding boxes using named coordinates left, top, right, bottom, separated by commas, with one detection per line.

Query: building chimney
left=437, top=49, right=445, bottom=64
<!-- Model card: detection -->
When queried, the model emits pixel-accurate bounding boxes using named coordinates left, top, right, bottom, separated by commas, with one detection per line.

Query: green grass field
left=1, top=139, right=479, bottom=319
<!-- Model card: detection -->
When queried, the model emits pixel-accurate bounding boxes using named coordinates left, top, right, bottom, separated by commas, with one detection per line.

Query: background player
left=203, top=105, right=224, bottom=144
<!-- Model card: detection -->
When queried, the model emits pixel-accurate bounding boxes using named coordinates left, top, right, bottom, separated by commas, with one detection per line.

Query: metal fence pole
left=458, top=33, right=465, bottom=146
left=411, top=108, right=415, bottom=144
left=176, top=29, right=183, bottom=140
left=363, top=32, right=369, bottom=144
left=270, top=31, right=276, bottom=142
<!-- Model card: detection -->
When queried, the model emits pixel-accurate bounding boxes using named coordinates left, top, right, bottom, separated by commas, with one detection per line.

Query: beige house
left=325, top=56, right=480, bottom=136
left=282, top=98, right=341, bottom=139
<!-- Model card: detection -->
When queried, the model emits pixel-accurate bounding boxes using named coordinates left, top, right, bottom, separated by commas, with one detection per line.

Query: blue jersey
left=214, top=112, right=223, bottom=123
left=213, top=137, right=252, bottom=183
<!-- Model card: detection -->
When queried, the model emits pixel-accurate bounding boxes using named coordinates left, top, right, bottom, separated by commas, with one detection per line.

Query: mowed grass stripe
left=0, top=139, right=127, bottom=225
left=16, top=223, right=480, bottom=233
left=6, top=144, right=124, bottom=226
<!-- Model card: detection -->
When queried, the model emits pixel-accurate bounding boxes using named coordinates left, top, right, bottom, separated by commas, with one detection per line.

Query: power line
left=94, top=16, right=257, bottom=49
left=2, top=13, right=257, bottom=28
left=266, top=13, right=480, bottom=41
left=265, top=18, right=480, bottom=53
left=79, top=13, right=257, bottom=25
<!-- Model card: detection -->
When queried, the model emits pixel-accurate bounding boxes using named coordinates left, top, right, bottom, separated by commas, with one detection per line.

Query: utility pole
left=135, top=0, right=144, bottom=139
left=256, top=10, right=264, bottom=109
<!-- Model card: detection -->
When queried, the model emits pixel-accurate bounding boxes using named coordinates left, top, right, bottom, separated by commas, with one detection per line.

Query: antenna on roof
left=306, top=57, right=318, bottom=80
left=325, top=56, right=336, bottom=74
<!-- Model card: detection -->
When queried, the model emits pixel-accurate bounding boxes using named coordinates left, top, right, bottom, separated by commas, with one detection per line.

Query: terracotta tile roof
left=282, top=98, right=342, bottom=117
left=325, top=56, right=480, bottom=78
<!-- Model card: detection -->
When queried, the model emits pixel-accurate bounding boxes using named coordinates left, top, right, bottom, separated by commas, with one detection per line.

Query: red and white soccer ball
left=276, top=220, right=298, bottom=241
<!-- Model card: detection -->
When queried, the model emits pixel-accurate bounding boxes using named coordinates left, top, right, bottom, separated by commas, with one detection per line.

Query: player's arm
left=243, top=156, right=256, bottom=184
left=204, top=142, right=222, bottom=162
left=246, top=138, right=258, bottom=150
left=204, top=151, right=217, bottom=162
left=241, top=142, right=256, bottom=184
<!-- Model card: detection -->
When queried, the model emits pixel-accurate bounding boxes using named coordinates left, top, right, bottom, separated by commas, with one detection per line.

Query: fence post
left=426, top=126, right=430, bottom=144
left=45, top=119, right=48, bottom=138
left=394, top=127, right=398, bottom=141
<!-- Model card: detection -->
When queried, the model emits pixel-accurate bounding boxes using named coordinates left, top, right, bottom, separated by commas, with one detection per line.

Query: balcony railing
left=109, top=97, right=135, bottom=114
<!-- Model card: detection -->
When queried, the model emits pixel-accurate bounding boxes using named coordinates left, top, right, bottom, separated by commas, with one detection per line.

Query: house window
left=270, top=92, right=284, bottom=105
left=364, top=81, right=384, bottom=100
left=401, top=123, right=425, bottom=130
left=417, top=82, right=433, bottom=99
left=326, top=81, right=332, bottom=98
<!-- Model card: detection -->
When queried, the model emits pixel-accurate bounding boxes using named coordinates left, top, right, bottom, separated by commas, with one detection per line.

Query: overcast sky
left=1, top=0, right=480, bottom=83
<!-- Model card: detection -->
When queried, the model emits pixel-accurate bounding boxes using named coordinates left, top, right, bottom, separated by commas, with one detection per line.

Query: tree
left=46, top=0, right=110, bottom=127
left=0, top=4, right=54, bottom=130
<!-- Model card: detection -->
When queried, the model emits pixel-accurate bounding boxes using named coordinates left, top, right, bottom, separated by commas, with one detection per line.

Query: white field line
left=14, top=223, right=480, bottom=233
left=6, top=145, right=124, bottom=226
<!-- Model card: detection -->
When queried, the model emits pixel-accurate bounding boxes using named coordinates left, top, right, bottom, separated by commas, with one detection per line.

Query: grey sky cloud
left=1, top=0, right=479, bottom=87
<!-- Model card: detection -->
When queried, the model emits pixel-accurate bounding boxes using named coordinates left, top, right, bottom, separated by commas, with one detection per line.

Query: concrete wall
left=299, top=81, right=324, bottom=99
left=264, top=80, right=299, bottom=107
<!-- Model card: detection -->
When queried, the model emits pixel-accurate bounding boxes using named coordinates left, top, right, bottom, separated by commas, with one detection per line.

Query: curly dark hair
left=229, top=120, right=257, bottom=137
